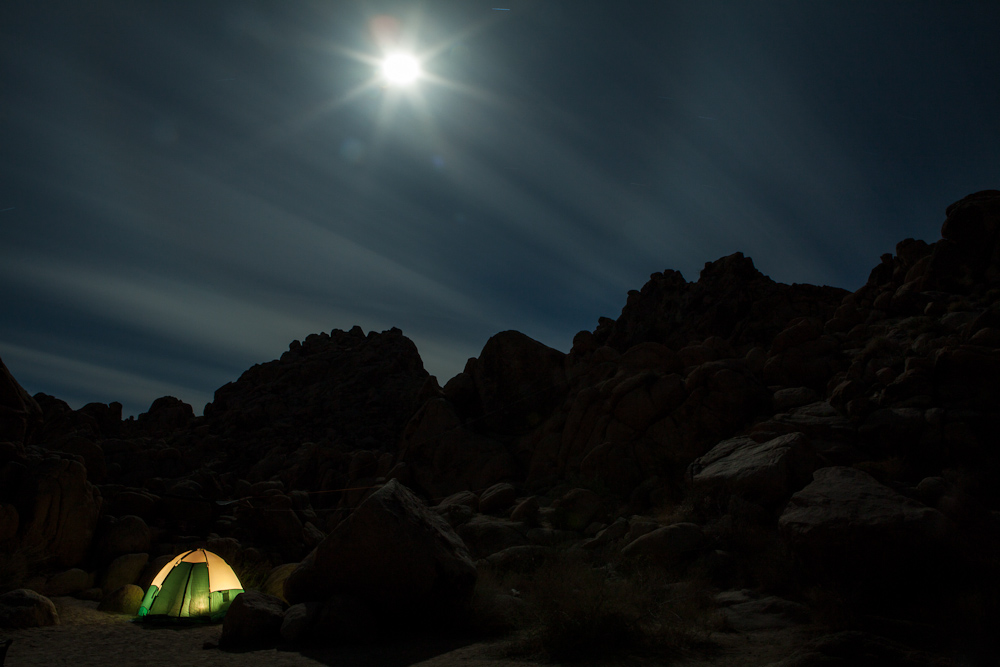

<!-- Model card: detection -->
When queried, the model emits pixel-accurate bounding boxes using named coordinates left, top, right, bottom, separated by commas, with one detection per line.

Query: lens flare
left=381, top=53, right=420, bottom=85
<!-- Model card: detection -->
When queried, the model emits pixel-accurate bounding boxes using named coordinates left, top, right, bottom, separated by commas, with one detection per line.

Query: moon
left=380, top=53, right=421, bottom=86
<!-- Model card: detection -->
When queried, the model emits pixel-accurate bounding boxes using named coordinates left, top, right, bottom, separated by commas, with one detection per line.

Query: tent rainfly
left=136, top=548, right=244, bottom=622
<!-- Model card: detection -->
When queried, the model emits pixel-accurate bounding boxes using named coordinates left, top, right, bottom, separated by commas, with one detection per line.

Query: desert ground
left=3, top=596, right=971, bottom=667
left=0, top=597, right=782, bottom=667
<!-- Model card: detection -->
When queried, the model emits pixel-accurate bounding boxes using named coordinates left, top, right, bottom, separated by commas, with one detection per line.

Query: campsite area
left=2, top=596, right=860, bottom=667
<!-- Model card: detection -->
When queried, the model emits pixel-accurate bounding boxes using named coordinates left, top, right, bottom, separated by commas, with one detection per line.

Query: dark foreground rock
left=219, top=591, right=288, bottom=650
left=779, top=466, right=961, bottom=594
left=283, top=479, right=476, bottom=631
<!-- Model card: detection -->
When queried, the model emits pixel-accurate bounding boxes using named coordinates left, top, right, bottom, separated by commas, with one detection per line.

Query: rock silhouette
left=2, top=190, right=1000, bottom=660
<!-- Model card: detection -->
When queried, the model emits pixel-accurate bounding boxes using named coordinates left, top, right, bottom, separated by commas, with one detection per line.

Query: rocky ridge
left=2, top=190, right=1000, bottom=662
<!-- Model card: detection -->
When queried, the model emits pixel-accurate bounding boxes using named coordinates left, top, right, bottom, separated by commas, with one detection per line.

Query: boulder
left=468, top=330, right=567, bottom=435
left=0, top=589, right=58, bottom=628
left=397, top=398, right=516, bottom=499
left=97, top=584, right=144, bottom=615
left=779, top=467, right=958, bottom=590
left=550, top=488, right=604, bottom=532
left=283, top=480, right=476, bottom=625
left=16, top=457, right=101, bottom=566
left=219, top=591, right=287, bottom=650
left=457, top=517, right=530, bottom=559
left=753, top=401, right=857, bottom=454
left=261, top=563, right=298, bottom=603
left=772, top=387, right=820, bottom=412
left=509, top=496, right=540, bottom=524
left=280, top=601, right=322, bottom=643
left=478, top=483, right=517, bottom=515
left=101, top=552, right=149, bottom=594
left=136, top=396, right=194, bottom=434
left=620, top=522, right=708, bottom=566
left=435, top=490, right=479, bottom=512
left=688, top=433, right=820, bottom=505
left=44, top=568, right=91, bottom=597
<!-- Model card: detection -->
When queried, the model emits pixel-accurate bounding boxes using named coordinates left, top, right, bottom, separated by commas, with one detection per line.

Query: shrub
left=479, top=552, right=717, bottom=662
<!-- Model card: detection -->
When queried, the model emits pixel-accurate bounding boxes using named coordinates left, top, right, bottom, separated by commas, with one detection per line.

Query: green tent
left=136, top=548, right=244, bottom=622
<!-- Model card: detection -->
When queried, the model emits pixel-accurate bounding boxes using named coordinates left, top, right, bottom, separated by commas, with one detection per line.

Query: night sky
left=2, top=1, right=998, bottom=417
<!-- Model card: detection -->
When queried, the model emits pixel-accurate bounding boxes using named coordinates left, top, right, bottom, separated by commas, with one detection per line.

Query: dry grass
left=472, top=552, right=718, bottom=663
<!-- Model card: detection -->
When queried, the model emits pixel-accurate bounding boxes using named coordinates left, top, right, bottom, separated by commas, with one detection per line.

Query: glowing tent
left=136, top=549, right=243, bottom=622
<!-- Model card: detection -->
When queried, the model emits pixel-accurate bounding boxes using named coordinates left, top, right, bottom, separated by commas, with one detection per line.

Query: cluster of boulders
left=2, top=191, right=999, bottom=660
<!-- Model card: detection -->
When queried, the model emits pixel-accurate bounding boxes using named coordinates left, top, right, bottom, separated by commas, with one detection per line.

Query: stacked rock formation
left=1, top=190, right=999, bottom=654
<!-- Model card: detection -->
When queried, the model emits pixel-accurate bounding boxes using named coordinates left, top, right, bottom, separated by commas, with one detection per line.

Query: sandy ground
left=0, top=597, right=915, bottom=667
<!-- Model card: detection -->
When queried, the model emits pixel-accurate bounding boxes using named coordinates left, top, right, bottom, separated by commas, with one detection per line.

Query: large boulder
left=15, top=457, right=102, bottom=566
left=397, top=398, right=516, bottom=499
left=219, top=591, right=287, bottom=650
left=100, top=552, right=149, bottom=594
left=779, top=467, right=959, bottom=591
left=136, top=396, right=194, bottom=435
left=283, top=480, right=476, bottom=625
left=260, top=563, right=298, bottom=603
left=467, top=330, right=567, bottom=435
left=0, top=589, right=59, bottom=628
left=43, top=568, right=91, bottom=597
left=688, top=433, right=821, bottom=506
left=620, top=522, right=708, bottom=566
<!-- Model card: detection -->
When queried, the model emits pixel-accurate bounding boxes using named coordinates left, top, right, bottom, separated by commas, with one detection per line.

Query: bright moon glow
left=381, top=53, right=420, bottom=85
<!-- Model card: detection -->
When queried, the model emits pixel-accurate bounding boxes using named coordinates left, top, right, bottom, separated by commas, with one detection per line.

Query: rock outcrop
left=0, top=355, right=42, bottom=448
left=3, top=190, right=1000, bottom=661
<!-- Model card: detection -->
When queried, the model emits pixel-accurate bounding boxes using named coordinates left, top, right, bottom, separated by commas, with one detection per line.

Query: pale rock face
left=779, top=466, right=960, bottom=589
left=688, top=432, right=820, bottom=505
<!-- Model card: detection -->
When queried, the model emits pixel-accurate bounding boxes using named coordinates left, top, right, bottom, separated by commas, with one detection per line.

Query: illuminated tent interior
left=136, top=548, right=244, bottom=622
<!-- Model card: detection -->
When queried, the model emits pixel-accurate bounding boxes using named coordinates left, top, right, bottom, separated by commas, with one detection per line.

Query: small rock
left=97, top=584, right=144, bottom=615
